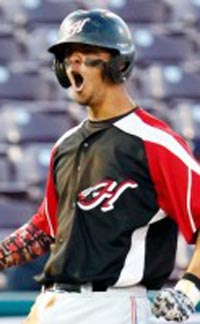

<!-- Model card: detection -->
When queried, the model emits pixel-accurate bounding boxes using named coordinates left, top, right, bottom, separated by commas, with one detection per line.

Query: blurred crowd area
left=0, top=0, right=199, bottom=291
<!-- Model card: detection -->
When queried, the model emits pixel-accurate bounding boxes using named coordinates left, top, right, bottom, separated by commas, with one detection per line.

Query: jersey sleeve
left=144, top=129, right=200, bottom=244
left=31, top=145, right=58, bottom=238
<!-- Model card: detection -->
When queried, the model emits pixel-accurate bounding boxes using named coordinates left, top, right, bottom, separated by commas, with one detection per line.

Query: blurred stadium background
left=0, top=0, right=200, bottom=322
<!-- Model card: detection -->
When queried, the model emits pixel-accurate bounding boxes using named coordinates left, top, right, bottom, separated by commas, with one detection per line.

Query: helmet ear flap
left=53, top=59, right=71, bottom=88
left=103, top=60, right=119, bottom=84
left=103, top=56, right=131, bottom=84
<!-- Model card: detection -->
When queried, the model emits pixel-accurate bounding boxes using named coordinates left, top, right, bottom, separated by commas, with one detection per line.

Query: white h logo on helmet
left=62, top=18, right=90, bottom=38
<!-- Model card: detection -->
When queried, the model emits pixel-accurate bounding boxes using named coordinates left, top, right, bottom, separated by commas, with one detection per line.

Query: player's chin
left=73, top=92, right=88, bottom=105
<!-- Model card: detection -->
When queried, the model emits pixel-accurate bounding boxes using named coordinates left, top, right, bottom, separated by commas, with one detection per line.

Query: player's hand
left=151, top=288, right=195, bottom=322
left=151, top=275, right=200, bottom=322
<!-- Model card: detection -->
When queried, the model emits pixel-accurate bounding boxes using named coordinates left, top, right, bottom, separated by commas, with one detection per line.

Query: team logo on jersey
left=77, top=179, right=138, bottom=212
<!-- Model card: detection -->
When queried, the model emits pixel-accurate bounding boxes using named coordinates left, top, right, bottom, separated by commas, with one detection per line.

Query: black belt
left=43, top=282, right=108, bottom=293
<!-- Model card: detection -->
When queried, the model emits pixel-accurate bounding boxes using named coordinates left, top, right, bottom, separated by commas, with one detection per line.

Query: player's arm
left=0, top=145, right=58, bottom=270
left=186, top=230, right=200, bottom=278
left=152, top=230, right=200, bottom=322
left=0, top=220, right=54, bottom=270
left=145, top=131, right=200, bottom=321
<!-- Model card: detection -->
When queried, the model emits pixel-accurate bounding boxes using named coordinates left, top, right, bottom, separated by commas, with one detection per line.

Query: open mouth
left=72, top=72, right=84, bottom=91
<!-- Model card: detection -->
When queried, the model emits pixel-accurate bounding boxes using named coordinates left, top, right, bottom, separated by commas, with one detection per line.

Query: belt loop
left=41, top=285, right=46, bottom=293
left=80, top=283, right=93, bottom=292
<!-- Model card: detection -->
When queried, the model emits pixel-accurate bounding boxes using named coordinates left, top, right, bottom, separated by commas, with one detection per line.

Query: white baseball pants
left=23, top=285, right=151, bottom=324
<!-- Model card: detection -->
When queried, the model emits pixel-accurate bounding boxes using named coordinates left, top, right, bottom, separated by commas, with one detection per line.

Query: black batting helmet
left=48, top=9, right=135, bottom=88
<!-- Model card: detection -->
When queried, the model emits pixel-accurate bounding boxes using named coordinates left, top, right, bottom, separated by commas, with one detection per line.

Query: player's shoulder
left=115, top=106, right=169, bottom=129
left=114, top=106, right=180, bottom=140
left=114, top=106, right=193, bottom=160
left=54, top=120, right=85, bottom=149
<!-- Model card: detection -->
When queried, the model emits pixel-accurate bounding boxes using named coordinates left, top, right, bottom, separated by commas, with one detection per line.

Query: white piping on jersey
left=187, top=168, right=196, bottom=233
left=114, top=209, right=166, bottom=287
left=54, top=121, right=85, bottom=148
left=114, top=113, right=200, bottom=175
left=149, top=208, right=167, bottom=224
left=44, top=198, right=55, bottom=238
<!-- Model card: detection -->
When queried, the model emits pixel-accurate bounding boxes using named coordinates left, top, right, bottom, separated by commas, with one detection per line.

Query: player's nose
left=64, top=52, right=85, bottom=71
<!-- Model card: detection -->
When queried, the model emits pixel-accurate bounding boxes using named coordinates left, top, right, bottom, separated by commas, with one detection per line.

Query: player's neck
left=87, top=86, right=137, bottom=122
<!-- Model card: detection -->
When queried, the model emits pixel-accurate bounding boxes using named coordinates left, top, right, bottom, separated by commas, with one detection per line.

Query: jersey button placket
left=72, top=141, right=88, bottom=209
left=73, top=140, right=89, bottom=209
left=76, top=141, right=88, bottom=175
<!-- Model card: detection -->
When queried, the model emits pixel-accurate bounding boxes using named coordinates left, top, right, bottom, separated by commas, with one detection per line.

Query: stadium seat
left=0, top=107, right=74, bottom=144
left=0, top=100, right=69, bottom=113
left=166, top=0, right=197, bottom=26
left=0, top=144, right=31, bottom=198
left=137, top=99, right=172, bottom=126
left=0, top=29, right=20, bottom=64
left=0, top=197, right=36, bottom=228
left=142, top=64, right=200, bottom=101
left=108, top=0, right=173, bottom=23
left=170, top=100, right=200, bottom=136
left=0, top=65, right=59, bottom=100
left=133, top=27, right=198, bottom=67
left=0, top=0, right=21, bottom=24
left=7, top=143, right=53, bottom=188
left=0, top=158, right=10, bottom=182
left=21, top=24, right=58, bottom=65
left=170, top=100, right=200, bottom=159
left=191, top=0, right=200, bottom=28
left=0, top=145, right=13, bottom=182
left=19, top=0, right=87, bottom=26
left=0, top=143, right=52, bottom=201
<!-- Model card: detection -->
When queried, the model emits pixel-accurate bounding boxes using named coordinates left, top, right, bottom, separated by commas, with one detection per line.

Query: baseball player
left=0, top=8, right=200, bottom=324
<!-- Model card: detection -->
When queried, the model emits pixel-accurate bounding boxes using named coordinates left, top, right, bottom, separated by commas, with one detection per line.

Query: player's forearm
left=185, top=230, right=200, bottom=278
left=0, top=221, right=54, bottom=270
left=152, top=230, right=200, bottom=321
left=173, top=230, right=200, bottom=308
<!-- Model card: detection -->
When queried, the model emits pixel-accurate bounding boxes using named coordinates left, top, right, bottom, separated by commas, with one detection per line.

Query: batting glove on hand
left=151, top=288, right=195, bottom=322
left=151, top=275, right=200, bottom=322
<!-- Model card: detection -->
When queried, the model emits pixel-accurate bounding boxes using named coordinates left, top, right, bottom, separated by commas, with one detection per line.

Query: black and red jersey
left=31, top=107, right=200, bottom=289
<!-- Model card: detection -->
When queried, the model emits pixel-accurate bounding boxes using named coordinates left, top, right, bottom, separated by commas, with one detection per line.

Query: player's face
left=64, top=44, right=113, bottom=107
